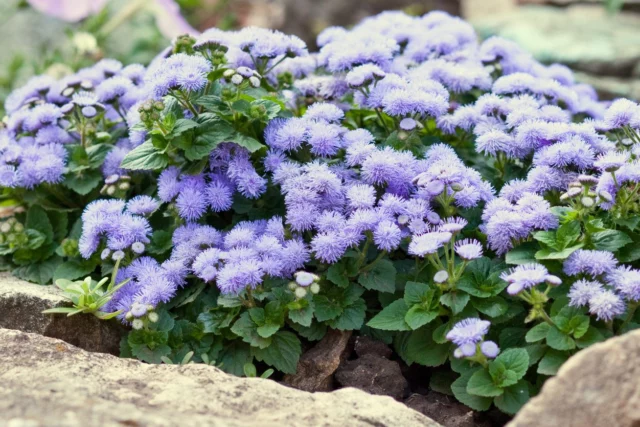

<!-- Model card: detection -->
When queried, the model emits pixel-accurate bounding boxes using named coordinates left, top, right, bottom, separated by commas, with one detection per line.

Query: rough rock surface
left=0, top=328, right=440, bottom=427
left=509, top=329, right=640, bottom=427
left=0, top=273, right=125, bottom=354
left=353, top=335, right=393, bottom=359
left=336, top=353, right=410, bottom=401
left=405, top=392, right=494, bottom=427
left=282, top=328, right=352, bottom=392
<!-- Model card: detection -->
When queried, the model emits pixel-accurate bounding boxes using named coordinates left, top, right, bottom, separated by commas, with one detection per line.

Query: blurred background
left=1, top=0, right=638, bottom=115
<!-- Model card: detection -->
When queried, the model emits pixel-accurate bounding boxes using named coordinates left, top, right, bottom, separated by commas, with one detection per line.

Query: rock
left=282, top=329, right=352, bottom=392
left=336, top=353, right=410, bottom=401
left=405, top=392, right=494, bottom=427
left=0, top=273, right=125, bottom=355
left=471, top=5, right=640, bottom=78
left=509, top=330, right=640, bottom=427
left=354, top=335, right=393, bottom=359
left=0, top=328, right=441, bottom=427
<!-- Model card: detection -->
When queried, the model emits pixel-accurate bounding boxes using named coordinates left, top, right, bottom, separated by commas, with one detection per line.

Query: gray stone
left=0, top=273, right=125, bottom=354
left=509, top=329, right=640, bottom=427
left=282, top=328, right=352, bottom=392
left=471, top=5, right=640, bottom=78
left=0, top=328, right=440, bottom=427
left=336, top=353, right=410, bottom=401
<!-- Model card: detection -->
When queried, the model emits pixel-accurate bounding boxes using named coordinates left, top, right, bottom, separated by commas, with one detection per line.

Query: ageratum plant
left=2, top=11, right=640, bottom=416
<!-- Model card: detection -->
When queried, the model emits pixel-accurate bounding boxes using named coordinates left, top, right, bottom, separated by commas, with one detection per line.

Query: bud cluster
left=125, top=302, right=160, bottom=330
left=101, top=174, right=132, bottom=198
left=288, top=271, right=321, bottom=299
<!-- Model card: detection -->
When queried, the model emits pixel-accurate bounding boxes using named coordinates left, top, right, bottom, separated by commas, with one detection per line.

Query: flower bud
left=294, top=287, right=307, bottom=299
left=148, top=312, right=159, bottom=323
left=310, top=283, right=320, bottom=294
left=231, top=74, right=243, bottom=85
left=581, top=197, right=594, bottom=207
left=132, top=319, right=144, bottom=330
left=249, top=76, right=261, bottom=88
left=598, top=191, right=613, bottom=202
left=434, top=270, right=449, bottom=284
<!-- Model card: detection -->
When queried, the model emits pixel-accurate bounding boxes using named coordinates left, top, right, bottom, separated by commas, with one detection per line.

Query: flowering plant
left=3, top=10, right=640, bottom=416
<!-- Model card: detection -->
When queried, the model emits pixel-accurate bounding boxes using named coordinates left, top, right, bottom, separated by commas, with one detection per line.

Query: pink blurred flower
left=27, top=0, right=199, bottom=38
left=27, top=0, right=109, bottom=22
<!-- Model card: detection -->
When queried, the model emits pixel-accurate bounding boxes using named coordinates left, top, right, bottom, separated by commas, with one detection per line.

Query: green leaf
left=252, top=331, right=301, bottom=374
left=26, top=205, right=53, bottom=244
left=575, top=326, right=605, bottom=349
left=367, top=299, right=411, bottom=331
left=505, top=243, right=538, bottom=265
left=313, top=295, right=343, bottom=322
left=326, top=262, right=351, bottom=288
left=533, top=231, right=558, bottom=250
left=168, top=118, right=198, bottom=138
left=230, top=312, right=271, bottom=349
left=491, top=348, right=529, bottom=386
left=592, top=230, right=632, bottom=252
left=467, top=369, right=504, bottom=397
left=471, top=296, right=508, bottom=318
left=195, top=95, right=233, bottom=115
left=440, top=292, right=470, bottom=315
left=451, top=371, right=493, bottom=411
left=53, top=259, right=96, bottom=282
left=537, top=349, right=569, bottom=375
left=288, top=300, right=314, bottom=327
left=535, top=244, right=583, bottom=260
left=230, top=133, right=265, bottom=153
left=64, top=170, right=102, bottom=195
left=330, top=299, right=366, bottom=330
left=121, top=141, right=169, bottom=170
left=456, top=257, right=507, bottom=298
left=404, top=281, right=431, bottom=306
left=556, top=221, right=581, bottom=248
left=13, top=256, right=62, bottom=285
left=429, top=370, right=456, bottom=396
left=546, top=326, right=575, bottom=351
left=251, top=99, right=281, bottom=120
left=130, top=343, right=172, bottom=364
left=358, top=259, right=396, bottom=293
left=257, top=324, right=280, bottom=339
left=525, top=323, right=551, bottom=343
left=219, top=341, right=252, bottom=376
left=147, top=230, right=173, bottom=254
left=406, top=326, right=449, bottom=367
left=493, top=380, right=530, bottom=415
left=86, top=143, right=112, bottom=167
left=404, top=305, right=439, bottom=330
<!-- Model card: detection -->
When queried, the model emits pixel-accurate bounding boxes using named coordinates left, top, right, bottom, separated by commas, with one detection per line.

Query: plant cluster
left=2, top=11, right=640, bottom=415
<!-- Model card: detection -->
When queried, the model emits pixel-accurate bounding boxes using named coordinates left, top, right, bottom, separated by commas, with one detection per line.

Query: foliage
left=2, top=9, right=640, bottom=417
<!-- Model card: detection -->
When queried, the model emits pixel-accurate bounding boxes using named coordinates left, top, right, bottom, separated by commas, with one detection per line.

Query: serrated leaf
left=367, top=299, right=411, bottom=331
left=404, top=305, right=439, bottom=330
left=467, top=369, right=504, bottom=397
left=546, top=326, right=575, bottom=351
left=440, top=292, right=470, bottom=315
left=537, top=349, right=569, bottom=375
left=575, top=326, right=605, bottom=348
left=358, top=259, right=396, bottom=293
left=491, top=348, right=529, bottom=386
left=53, top=259, right=97, bottom=282
left=592, top=230, right=632, bottom=252
left=406, top=326, right=449, bottom=367
left=121, top=141, right=169, bottom=170
left=535, top=244, right=583, bottom=260
left=64, top=170, right=102, bottom=195
left=326, top=262, right=350, bottom=288
left=330, top=298, right=366, bottom=330
left=472, top=296, right=508, bottom=317
left=314, top=295, right=343, bottom=322
left=505, top=243, right=538, bottom=265
left=451, top=371, right=493, bottom=411
left=493, top=380, right=530, bottom=415
left=252, top=331, right=301, bottom=374
left=26, top=205, right=53, bottom=244
left=525, top=323, right=551, bottom=343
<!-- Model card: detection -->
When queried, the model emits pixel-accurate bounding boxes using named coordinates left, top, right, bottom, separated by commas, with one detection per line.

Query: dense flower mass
left=3, top=9, right=640, bottom=416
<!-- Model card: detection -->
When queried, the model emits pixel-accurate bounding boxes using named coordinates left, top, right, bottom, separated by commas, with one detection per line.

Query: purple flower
left=500, top=264, right=561, bottom=295
left=481, top=341, right=500, bottom=358
left=588, top=290, right=625, bottom=321
left=446, top=317, right=490, bottom=347
left=304, top=103, right=344, bottom=123
left=374, top=220, right=402, bottom=251
left=408, top=231, right=452, bottom=256
left=563, top=250, right=618, bottom=277
left=455, top=239, right=483, bottom=261
left=607, top=266, right=640, bottom=302
left=568, top=279, right=604, bottom=307
left=126, top=196, right=160, bottom=216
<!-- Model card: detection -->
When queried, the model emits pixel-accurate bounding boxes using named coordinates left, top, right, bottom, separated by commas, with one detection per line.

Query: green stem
left=99, top=0, right=148, bottom=37
left=361, top=251, right=387, bottom=273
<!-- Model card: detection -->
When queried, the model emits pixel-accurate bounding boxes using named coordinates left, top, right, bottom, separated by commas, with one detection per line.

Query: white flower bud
left=132, top=319, right=144, bottom=330
left=310, top=283, right=320, bottom=294
left=294, top=287, right=307, bottom=299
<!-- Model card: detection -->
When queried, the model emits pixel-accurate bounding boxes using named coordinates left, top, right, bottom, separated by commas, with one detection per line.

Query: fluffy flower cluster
left=79, top=199, right=152, bottom=259
left=566, top=250, right=639, bottom=321
left=446, top=318, right=500, bottom=359
left=1, top=59, right=148, bottom=188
